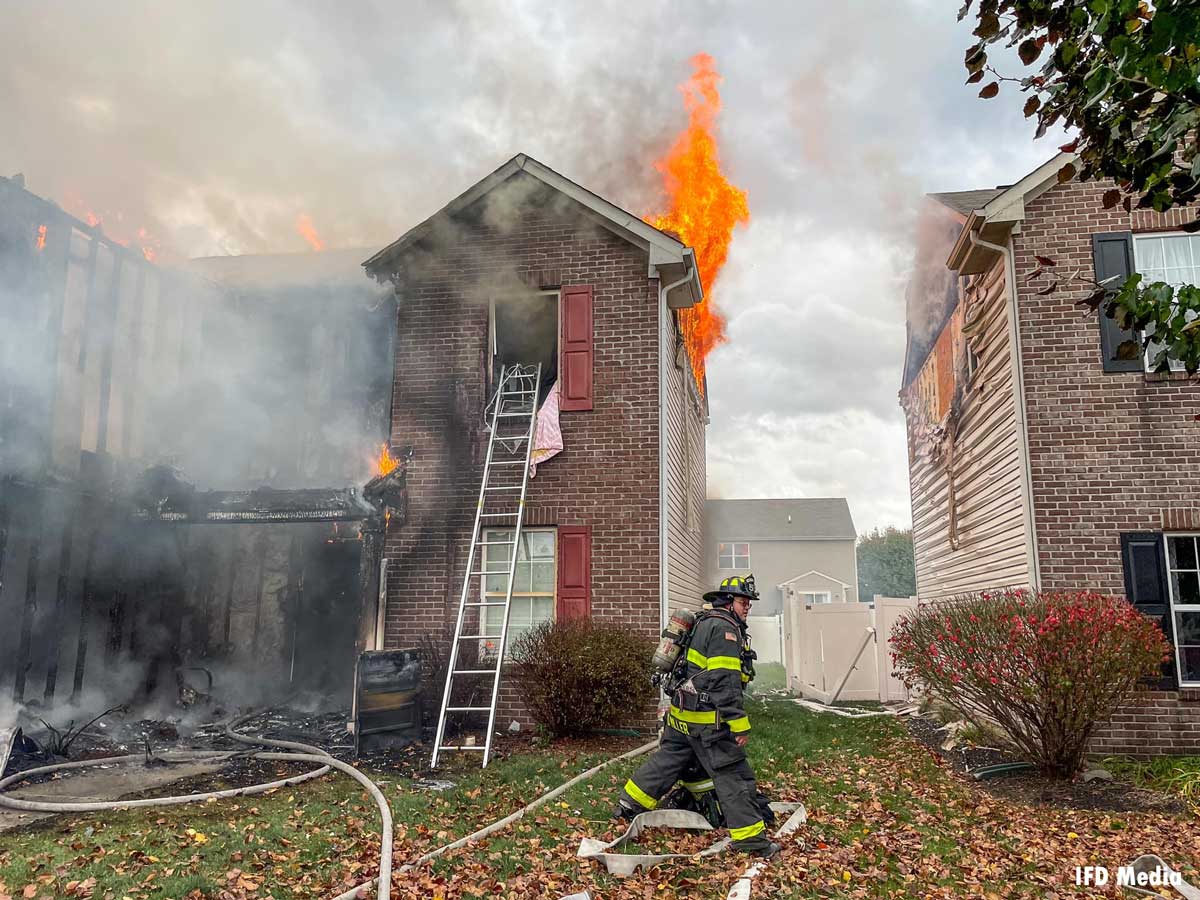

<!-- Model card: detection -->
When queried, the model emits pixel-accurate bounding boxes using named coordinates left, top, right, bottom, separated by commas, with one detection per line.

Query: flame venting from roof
left=646, top=53, right=749, bottom=396
left=296, top=213, right=325, bottom=251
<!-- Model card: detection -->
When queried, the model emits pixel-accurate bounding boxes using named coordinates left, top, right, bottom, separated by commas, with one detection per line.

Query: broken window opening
left=489, top=291, right=558, bottom=403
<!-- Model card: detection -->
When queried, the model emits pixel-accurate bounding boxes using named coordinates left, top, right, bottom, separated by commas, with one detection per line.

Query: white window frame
left=480, top=527, right=557, bottom=656
left=801, top=592, right=832, bottom=605
left=1131, top=232, right=1199, bottom=373
left=487, top=290, right=560, bottom=389
left=1163, top=532, right=1200, bottom=688
left=717, top=541, right=750, bottom=570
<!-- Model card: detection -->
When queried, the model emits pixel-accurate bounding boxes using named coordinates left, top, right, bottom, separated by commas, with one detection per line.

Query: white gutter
left=658, top=268, right=694, bottom=628
left=968, top=230, right=1042, bottom=589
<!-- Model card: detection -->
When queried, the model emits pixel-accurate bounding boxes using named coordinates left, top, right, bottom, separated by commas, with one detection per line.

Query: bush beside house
left=891, top=590, right=1169, bottom=777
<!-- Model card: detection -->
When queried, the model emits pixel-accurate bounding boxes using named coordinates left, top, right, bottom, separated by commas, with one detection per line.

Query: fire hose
left=0, top=711, right=393, bottom=900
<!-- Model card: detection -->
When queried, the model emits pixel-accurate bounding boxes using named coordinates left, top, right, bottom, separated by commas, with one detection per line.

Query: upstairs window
left=1133, top=233, right=1200, bottom=372
left=718, top=542, right=750, bottom=570
left=489, top=291, right=558, bottom=403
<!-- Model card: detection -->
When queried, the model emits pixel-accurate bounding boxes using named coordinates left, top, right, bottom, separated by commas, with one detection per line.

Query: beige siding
left=663, top=307, right=706, bottom=614
left=704, top=537, right=859, bottom=614
left=903, top=258, right=1031, bottom=600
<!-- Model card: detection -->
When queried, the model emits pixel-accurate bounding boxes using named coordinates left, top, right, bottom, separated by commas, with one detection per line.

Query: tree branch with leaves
left=961, top=0, right=1200, bottom=373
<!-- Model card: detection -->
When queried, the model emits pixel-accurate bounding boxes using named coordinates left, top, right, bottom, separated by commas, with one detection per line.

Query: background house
left=363, top=154, right=709, bottom=727
left=704, top=498, right=859, bottom=617
left=901, top=153, right=1200, bottom=755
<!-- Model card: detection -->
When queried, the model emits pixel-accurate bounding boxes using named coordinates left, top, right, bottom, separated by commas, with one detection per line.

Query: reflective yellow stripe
left=727, top=716, right=751, bottom=733
left=686, top=647, right=708, bottom=668
left=706, top=655, right=742, bottom=671
left=681, top=778, right=715, bottom=792
left=730, top=820, right=765, bottom=841
left=668, top=705, right=716, bottom=724
left=623, top=779, right=657, bottom=810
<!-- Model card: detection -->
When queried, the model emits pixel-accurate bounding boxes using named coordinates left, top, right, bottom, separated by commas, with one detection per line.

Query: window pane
left=718, top=553, right=733, bottom=569
left=526, top=531, right=554, bottom=560
left=1138, top=237, right=1164, bottom=271
left=1177, top=612, right=1200, bottom=684
left=1173, top=572, right=1200, bottom=606
left=532, top=561, right=554, bottom=593
left=1169, top=536, right=1198, bottom=571
left=736, top=543, right=750, bottom=557
left=1162, top=235, right=1192, bottom=271
left=531, top=596, right=554, bottom=625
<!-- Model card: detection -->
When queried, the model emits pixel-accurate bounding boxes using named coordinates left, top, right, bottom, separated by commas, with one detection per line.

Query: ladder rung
left=438, top=745, right=487, bottom=751
left=469, top=569, right=511, bottom=576
left=453, top=668, right=499, bottom=675
left=489, top=461, right=526, bottom=466
left=496, top=411, right=533, bottom=417
left=480, top=512, right=519, bottom=518
left=493, top=435, right=529, bottom=441
left=465, top=601, right=509, bottom=607
left=445, top=706, right=491, bottom=712
left=476, top=540, right=515, bottom=546
left=456, top=634, right=495, bottom=640
left=484, top=485, right=524, bottom=491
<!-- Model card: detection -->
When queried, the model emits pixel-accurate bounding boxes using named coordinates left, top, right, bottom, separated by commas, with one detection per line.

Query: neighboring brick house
left=362, top=154, right=709, bottom=726
left=704, top=498, right=859, bottom=617
left=901, top=152, right=1200, bottom=755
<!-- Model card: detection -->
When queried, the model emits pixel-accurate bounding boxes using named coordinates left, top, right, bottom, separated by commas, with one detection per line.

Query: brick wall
left=1013, top=176, right=1200, bottom=752
left=375, top=174, right=663, bottom=732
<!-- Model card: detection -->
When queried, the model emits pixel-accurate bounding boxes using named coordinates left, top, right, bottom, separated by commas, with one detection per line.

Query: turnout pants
left=622, top=720, right=769, bottom=850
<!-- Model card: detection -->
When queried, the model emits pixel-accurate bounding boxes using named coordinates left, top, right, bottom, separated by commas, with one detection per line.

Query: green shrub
left=891, top=590, right=1170, bottom=778
left=509, top=619, right=655, bottom=737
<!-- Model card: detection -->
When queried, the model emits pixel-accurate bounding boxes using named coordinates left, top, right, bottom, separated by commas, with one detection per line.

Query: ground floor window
left=1166, top=534, right=1200, bottom=686
left=802, top=592, right=832, bottom=605
left=480, top=528, right=556, bottom=656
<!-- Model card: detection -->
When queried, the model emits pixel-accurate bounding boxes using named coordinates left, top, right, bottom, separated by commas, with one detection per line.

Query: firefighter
left=615, top=575, right=781, bottom=858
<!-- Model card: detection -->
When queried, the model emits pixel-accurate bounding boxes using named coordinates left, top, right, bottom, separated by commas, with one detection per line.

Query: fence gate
left=782, top=595, right=917, bottom=703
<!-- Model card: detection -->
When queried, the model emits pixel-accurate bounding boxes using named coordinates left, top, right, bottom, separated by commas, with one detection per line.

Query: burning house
left=363, top=154, right=710, bottom=729
left=0, top=174, right=398, bottom=720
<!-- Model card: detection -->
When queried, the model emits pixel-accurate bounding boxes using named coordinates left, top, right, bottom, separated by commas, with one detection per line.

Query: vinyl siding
left=663, top=307, right=706, bottom=614
left=904, top=257, right=1031, bottom=600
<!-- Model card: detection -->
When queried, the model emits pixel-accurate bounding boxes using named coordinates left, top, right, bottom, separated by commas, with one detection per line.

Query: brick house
left=362, top=154, right=709, bottom=726
left=901, top=152, right=1200, bottom=755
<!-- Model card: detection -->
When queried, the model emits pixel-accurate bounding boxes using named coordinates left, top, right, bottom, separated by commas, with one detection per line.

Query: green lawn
left=2, top=702, right=1198, bottom=899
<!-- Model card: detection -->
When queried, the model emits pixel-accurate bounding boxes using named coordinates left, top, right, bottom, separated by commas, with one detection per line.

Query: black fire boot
left=610, top=801, right=639, bottom=823
left=735, top=839, right=782, bottom=859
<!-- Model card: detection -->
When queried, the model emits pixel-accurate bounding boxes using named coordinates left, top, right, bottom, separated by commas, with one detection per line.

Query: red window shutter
left=560, top=285, right=593, bottom=411
left=556, top=525, right=591, bottom=620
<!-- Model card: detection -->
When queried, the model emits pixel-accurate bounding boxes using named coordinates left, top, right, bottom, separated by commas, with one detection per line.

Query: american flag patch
left=724, top=631, right=737, bottom=641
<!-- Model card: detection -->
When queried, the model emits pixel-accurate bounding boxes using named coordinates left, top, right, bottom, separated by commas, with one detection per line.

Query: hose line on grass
left=0, top=711, right=393, bottom=900
left=328, top=738, right=658, bottom=900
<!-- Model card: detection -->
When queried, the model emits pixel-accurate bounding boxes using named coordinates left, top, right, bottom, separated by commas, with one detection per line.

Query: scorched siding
left=906, top=257, right=1031, bottom=600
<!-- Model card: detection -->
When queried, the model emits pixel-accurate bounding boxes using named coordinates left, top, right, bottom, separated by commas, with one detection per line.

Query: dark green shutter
left=1091, top=232, right=1142, bottom=373
left=1120, top=531, right=1177, bottom=689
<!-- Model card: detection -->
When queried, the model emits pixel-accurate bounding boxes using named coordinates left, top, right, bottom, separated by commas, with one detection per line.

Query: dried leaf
left=1116, top=340, right=1142, bottom=360
left=1023, top=95, right=1041, bottom=117
left=1102, top=189, right=1122, bottom=209
left=1034, top=255, right=1057, bottom=267
left=979, top=82, right=1000, bottom=99
left=1057, top=162, right=1077, bottom=183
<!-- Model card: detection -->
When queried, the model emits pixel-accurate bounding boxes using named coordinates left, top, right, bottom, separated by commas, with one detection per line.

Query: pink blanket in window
left=530, top=380, right=563, bottom=477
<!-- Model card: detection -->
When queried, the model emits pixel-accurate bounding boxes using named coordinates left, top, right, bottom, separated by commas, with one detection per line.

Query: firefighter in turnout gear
left=615, top=575, right=781, bottom=858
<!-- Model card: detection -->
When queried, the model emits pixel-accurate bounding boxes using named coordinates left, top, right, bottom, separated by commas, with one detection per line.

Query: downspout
left=658, top=267, right=694, bottom=629
left=968, top=230, right=1042, bottom=589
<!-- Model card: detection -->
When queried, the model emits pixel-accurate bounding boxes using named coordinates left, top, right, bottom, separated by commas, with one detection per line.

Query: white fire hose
left=0, top=710, right=393, bottom=900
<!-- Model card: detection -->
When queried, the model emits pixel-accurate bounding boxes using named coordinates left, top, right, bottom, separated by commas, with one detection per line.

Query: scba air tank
left=652, top=609, right=697, bottom=672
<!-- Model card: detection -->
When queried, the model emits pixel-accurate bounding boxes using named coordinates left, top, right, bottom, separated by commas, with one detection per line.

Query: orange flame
left=35, top=225, right=47, bottom=251
left=296, top=213, right=325, bottom=251
left=376, top=443, right=399, bottom=477
left=646, top=53, right=749, bottom=395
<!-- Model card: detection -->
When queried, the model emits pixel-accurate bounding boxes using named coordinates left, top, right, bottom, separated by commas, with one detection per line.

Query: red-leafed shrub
left=891, top=590, right=1170, bottom=778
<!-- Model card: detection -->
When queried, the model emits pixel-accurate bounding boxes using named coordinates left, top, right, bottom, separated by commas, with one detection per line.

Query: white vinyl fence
left=781, top=595, right=918, bottom=703
left=745, top=614, right=783, bottom=665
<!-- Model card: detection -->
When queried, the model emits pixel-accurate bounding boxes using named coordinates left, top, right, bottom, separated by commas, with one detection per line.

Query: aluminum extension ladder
left=431, top=363, right=541, bottom=768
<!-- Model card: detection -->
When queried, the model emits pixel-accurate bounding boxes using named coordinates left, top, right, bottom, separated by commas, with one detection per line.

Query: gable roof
left=928, top=189, right=1005, bottom=217
left=361, top=153, right=703, bottom=308
left=706, top=498, right=857, bottom=542
left=780, top=569, right=851, bottom=588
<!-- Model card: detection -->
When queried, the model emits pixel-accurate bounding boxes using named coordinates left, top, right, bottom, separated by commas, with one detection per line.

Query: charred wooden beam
left=133, top=485, right=380, bottom=525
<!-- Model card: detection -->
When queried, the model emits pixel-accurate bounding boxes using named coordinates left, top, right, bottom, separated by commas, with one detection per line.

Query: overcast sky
left=1, top=1, right=1067, bottom=534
